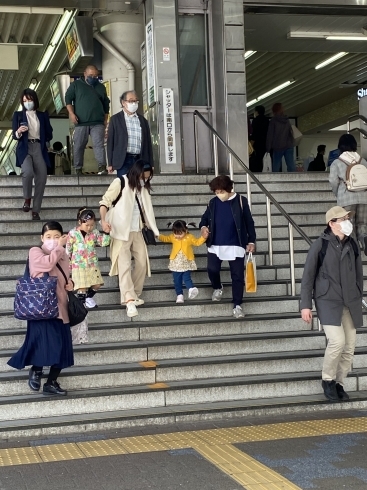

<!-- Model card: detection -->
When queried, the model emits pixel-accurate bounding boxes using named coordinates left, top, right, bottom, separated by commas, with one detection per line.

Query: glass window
left=179, top=14, right=208, bottom=107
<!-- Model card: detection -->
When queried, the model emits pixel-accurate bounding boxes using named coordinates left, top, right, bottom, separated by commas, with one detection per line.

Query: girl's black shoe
left=43, top=381, right=67, bottom=396
left=28, top=368, right=42, bottom=391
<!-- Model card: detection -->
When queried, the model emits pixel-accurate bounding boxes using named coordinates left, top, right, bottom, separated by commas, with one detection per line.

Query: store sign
left=163, top=88, right=176, bottom=164
left=146, top=20, right=156, bottom=105
left=357, top=88, right=367, bottom=100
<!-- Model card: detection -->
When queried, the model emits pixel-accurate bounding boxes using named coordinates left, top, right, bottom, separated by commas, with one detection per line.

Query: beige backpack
left=340, top=155, right=367, bottom=192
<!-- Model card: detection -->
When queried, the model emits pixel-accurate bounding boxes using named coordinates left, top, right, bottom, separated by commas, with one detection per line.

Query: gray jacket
left=329, top=155, right=367, bottom=207
left=266, top=115, right=295, bottom=152
left=300, top=231, right=363, bottom=327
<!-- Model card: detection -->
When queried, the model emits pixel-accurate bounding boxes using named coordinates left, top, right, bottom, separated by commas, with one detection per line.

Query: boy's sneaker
left=134, top=298, right=145, bottom=306
left=126, top=301, right=138, bottom=317
left=233, top=305, right=245, bottom=319
left=188, top=287, right=199, bottom=299
left=212, top=288, right=223, bottom=301
left=176, top=294, right=184, bottom=303
left=85, top=297, right=97, bottom=309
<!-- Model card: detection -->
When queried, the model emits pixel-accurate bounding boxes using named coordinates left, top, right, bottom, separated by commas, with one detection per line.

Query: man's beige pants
left=118, top=231, right=147, bottom=304
left=322, top=307, right=356, bottom=385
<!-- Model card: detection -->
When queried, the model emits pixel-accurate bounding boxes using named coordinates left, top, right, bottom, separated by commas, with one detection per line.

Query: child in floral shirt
left=66, top=208, right=110, bottom=309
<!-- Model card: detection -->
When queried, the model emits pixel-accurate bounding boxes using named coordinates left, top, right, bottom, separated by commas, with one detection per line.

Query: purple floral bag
left=14, top=259, right=59, bottom=321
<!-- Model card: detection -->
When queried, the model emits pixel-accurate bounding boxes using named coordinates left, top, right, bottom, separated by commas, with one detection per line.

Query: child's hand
left=201, top=226, right=209, bottom=239
left=58, top=235, right=68, bottom=247
left=65, top=279, right=74, bottom=292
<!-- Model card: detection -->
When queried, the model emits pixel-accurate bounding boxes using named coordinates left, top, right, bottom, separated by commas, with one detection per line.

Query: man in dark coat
left=107, top=90, right=153, bottom=176
left=300, top=206, right=363, bottom=403
left=308, top=144, right=326, bottom=171
left=249, top=105, right=269, bottom=173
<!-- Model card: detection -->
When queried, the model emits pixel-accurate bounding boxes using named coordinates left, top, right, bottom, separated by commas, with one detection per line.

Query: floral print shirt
left=66, top=228, right=110, bottom=270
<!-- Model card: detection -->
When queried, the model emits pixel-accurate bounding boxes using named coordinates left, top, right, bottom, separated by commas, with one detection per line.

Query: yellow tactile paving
left=2, top=416, right=367, bottom=489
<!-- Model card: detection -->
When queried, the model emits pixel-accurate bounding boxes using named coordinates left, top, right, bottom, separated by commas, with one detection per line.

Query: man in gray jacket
left=300, top=206, right=363, bottom=403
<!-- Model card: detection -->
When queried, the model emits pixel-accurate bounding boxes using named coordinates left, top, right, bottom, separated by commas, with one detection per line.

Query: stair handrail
left=347, top=127, right=367, bottom=139
left=193, top=109, right=313, bottom=300
left=347, top=113, right=367, bottom=131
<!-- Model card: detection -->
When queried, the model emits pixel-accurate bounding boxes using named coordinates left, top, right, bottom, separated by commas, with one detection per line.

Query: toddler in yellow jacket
left=158, top=220, right=206, bottom=303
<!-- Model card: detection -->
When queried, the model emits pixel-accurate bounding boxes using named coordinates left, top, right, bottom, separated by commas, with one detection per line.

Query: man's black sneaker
left=336, top=383, right=350, bottom=401
left=322, top=380, right=339, bottom=402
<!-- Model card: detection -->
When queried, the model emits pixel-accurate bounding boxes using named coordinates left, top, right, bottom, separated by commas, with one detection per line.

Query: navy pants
left=117, top=153, right=140, bottom=177
left=172, top=271, right=194, bottom=295
left=207, top=252, right=244, bottom=307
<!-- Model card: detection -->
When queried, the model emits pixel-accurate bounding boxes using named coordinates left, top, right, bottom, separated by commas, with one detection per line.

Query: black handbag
left=135, top=195, right=156, bottom=245
left=56, top=264, right=88, bottom=327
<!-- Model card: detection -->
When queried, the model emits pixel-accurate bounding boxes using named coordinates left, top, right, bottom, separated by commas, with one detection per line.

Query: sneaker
left=321, top=380, right=339, bottom=402
left=32, top=212, right=40, bottom=221
left=176, top=294, right=184, bottom=303
left=188, top=287, right=199, bottom=299
left=212, top=288, right=223, bottom=301
left=28, top=367, right=43, bottom=391
left=75, top=168, right=83, bottom=176
left=336, top=383, right=350, bottom=401
left=43, top=380, right=67, bottom=396
left=85, top=297, right=97, bottom=309
left=233, top=305, right=245, bottom=319
left=134, top=298, right=145, bottom=306
left=98, top=167, right=108, bottom=175
left=126, top=301, right=138, bottom=317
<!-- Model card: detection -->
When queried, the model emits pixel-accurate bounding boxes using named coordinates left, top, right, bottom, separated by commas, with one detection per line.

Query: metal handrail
left=347, top=113, right=367, bottom=128
left=347, top=128, right=367, bottom=139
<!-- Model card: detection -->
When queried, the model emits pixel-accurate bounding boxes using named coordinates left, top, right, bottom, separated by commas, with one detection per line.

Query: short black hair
left=53, top=141, right=64, bottom=152
left=209, top=175, right=234, bottom=193
left=172, top=220, right=188, bottom=235
left=338, top=134, right=357, bottom=153
left=317, top=145, right=326, bottom=153
left=41, top=221, right=63, bottom=236
left=255, top=105, right=265, bottom=116
left=20, top=88, right=39, bottom=110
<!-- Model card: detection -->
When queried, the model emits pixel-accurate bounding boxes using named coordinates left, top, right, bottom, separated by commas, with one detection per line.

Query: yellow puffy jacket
left=158, top=233, right=206, bottom=260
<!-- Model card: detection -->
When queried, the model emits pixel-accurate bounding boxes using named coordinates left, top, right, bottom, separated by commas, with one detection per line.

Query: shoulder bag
left=135, top=195, right=156, bottom=245
left=56, top=264, right=88, bottom=327
left=14, top=258, right=59, bottom=321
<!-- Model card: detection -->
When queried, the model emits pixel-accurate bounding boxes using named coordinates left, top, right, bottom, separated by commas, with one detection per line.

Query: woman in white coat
left=99, top=160, right=158, bottom=317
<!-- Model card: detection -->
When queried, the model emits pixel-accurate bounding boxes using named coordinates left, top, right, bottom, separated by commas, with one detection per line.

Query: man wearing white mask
left=300, top=206, right=363, bottom=403
left=107, top=90, right=154, bottom=176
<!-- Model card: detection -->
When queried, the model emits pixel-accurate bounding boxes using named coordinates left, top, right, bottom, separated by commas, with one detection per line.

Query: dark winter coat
left=300, top=231, right=363, bottom=327
left=266, top=114, right=294, bottom=152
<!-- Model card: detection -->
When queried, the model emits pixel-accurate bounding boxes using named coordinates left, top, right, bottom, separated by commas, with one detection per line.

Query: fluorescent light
left=50, top=10, right=74, bottom=46
left=246, top=80, right=295, bottom=108
left=1, top=130, right=12, bottom=147
left=326, top=35, right=367, bottom=41
left=37, top=45, right=54, bottom=73
left=244, top=50, right=256, bottom=59
left=315, top=52, right=348, bottom=70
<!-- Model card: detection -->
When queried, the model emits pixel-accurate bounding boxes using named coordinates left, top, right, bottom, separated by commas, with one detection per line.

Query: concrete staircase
left=1, top=172, right=367, bottom=439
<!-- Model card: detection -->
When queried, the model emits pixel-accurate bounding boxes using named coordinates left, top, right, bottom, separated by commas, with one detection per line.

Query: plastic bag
left=263, top=153, right=272, bottom=173
left=245, top=252, right=257, bottom=293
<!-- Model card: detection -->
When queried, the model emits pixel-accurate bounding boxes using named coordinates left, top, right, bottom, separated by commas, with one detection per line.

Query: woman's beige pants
left=322, top=307, right=356, bottom=386
left=118, top=231, right=147, bottom=304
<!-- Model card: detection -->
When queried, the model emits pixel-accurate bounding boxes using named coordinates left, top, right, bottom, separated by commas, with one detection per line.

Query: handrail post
left=288, top=222, right=296, bottom=296
left=229, top=154, right=234, bottom=181
left=194, top=113, right=199, bottom=174
left=266, top=196, right=273, bottom=266
left=246, top=174, right=252, bottom=210
left=347, top=119, right=350, bottom=134
left=213, top=134, right=219, bottom=176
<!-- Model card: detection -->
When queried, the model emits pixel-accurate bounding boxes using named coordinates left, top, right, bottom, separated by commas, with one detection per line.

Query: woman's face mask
left=43, top=239, right=59, bottom=251
left=24, top=101, right=34, bottom=111
left=339, top=219, right=353, bottom=236
left=216, top=191, right=230, bottom=202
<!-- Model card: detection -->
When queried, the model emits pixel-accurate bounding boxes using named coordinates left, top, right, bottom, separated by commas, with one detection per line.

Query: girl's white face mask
left=43, top=239, right=59, bottom=251
left=339, top=219, right=353, bottom=236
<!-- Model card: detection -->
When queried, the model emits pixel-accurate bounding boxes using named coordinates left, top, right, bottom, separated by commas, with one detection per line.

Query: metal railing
left=347, top=114, right=367, bottom=138
left=193, top=109, right=312, bottom=297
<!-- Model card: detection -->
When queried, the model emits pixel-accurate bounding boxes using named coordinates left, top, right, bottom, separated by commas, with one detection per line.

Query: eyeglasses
left=126, top=99, right=139, bottom=103
left=331, top=216, right=349, bottom=222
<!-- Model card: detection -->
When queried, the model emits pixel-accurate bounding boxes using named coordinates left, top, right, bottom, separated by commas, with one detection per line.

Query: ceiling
left=245, top=12, right=367, bottom=127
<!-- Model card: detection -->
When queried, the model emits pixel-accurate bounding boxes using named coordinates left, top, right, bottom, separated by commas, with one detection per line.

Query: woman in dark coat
left=12, top=88, right=53, bottom=221
left=300, top=206, right=363, bottom=403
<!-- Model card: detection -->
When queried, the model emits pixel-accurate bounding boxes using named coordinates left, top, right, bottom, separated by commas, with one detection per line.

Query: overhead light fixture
left=244, top=50, right=256, bottom=59
left=37, top=9, right=75, bottom=73
left=246, top=79, right=295, bottom=107
left=29, top=79, right=38, bottom=90
left=315, top=52, right=348, bottom=70
left=288, top=31, right=367, bottom=41
left=1, top=130, right=12, bottom=147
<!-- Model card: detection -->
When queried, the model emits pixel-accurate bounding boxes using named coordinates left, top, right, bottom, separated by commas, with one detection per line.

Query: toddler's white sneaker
left=176, top=294, right=184, bottom=303
left=188, top=287, right=199, bottom=299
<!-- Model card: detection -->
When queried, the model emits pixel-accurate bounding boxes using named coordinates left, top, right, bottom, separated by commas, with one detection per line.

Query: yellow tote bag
left=245, top=252, right=257, bottom=293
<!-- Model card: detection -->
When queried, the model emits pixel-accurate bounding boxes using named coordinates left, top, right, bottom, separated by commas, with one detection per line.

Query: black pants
left=207, top=252, right=245, bottom=307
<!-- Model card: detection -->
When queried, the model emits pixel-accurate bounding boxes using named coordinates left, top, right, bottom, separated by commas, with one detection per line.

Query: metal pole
left=229, top=154, right=234, bottom=181
left=246, top=174, right=252, bottom=210
left=213, top=134, right=219, bottom=176
left=194, top=114, right=199, bottom=174
left=289, top=222, right=296, bottom=296
left=266, top=196, right=273, bottom=266
left=347, top=119, right=350, bottom=133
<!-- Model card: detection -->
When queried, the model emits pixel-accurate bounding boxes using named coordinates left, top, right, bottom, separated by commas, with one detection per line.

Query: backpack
left=316, top=237, right=359, bottom=279
left=340, top=155, right=367, bottom=192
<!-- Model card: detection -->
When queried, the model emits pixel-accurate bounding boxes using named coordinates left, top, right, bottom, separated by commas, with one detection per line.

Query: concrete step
left=0, top=369, right=361, bottom=424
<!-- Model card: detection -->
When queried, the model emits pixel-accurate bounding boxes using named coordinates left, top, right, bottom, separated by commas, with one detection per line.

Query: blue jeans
left=117, top=154, right=140, bottom=177
left=172, top=271, right=194, bottom=295
left=272, top=147, right=296, bottom=172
